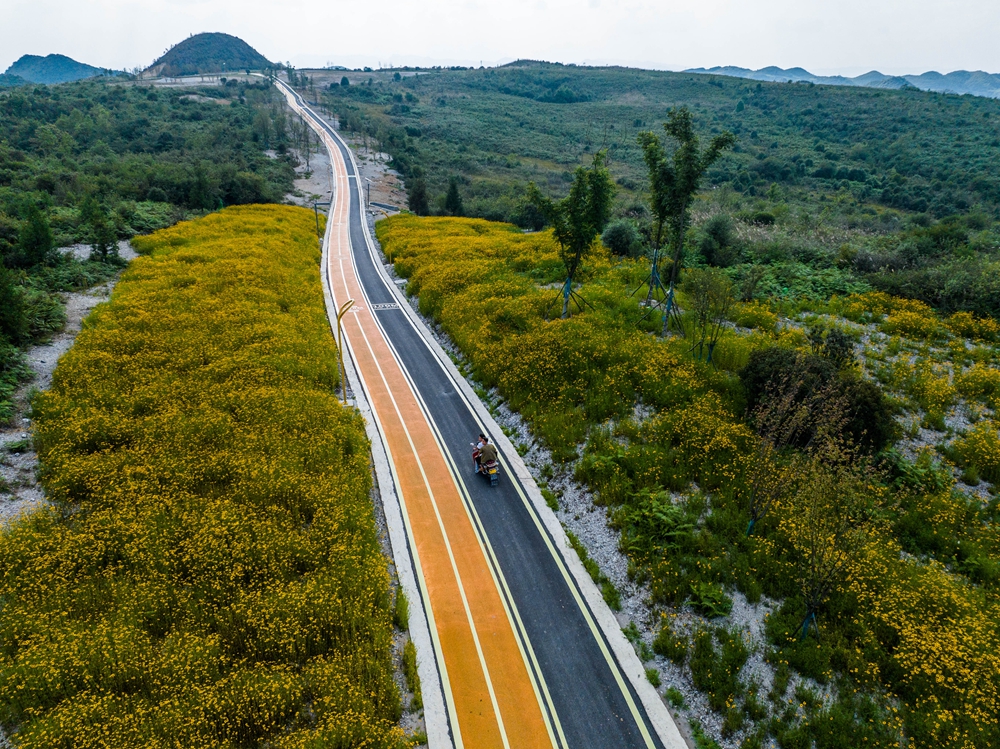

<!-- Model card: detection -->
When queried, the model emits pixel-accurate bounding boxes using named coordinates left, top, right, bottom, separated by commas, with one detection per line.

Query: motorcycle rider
left=476, top=435, right=498, bottom=474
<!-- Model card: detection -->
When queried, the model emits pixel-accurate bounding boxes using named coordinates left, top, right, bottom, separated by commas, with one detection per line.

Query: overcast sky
left=4, top=0, right=1000, bottom=76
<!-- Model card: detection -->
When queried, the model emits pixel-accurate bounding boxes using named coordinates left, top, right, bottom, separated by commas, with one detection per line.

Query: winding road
left=275, top=79, right=685, bottom=749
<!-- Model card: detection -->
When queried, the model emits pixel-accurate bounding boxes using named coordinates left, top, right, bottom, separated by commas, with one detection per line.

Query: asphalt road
left=278, top=81, right=675, bottom=749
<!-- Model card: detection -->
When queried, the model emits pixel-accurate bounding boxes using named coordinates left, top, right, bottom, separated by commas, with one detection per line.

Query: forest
left=0, top=78, right=296, bottom=417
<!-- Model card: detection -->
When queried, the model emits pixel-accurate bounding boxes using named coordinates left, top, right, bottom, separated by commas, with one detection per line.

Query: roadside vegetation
left=378, top=213, right=1000, bottom=749
left=318, top=62, right=1000, bottom=320
left=0, top=206, right=405, bottom=748
left=0, top=76, right=296, bottom=422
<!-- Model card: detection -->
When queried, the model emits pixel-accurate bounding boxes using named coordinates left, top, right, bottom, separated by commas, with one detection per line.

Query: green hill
left=0, top=73, right=27, bottom=87
left=5, top=54, right=111, bottom=84
left=147, top=32, right=272, bottom=77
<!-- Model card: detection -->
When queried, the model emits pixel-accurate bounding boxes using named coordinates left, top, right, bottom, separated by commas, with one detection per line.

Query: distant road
left=276, top=79, right=685, bottom=749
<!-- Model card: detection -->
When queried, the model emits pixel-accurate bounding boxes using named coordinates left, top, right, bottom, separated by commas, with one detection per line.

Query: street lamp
left=336, top=299, right=355, bottom=406
left=312, top=200, right=331, bottom=243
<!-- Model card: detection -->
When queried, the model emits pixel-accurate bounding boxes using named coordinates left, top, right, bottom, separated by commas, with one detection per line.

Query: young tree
left=80, top=196, right=119, bottom=263
left=526, top=150, right=615, bottom=318
left=682, top=267, right=733, bottom=364
left=741, top=373, right=846, bottom=535
left=408, top=178, right=430, bottom=216
left=781, top=449, right=888, bottom=640
left=17, top=203, right=53, bottom=268
left=0, top=266, right=26, bottom=345
left=444, top=177, right=464, bottom=216
left=637, top=108, right=735, bottom=335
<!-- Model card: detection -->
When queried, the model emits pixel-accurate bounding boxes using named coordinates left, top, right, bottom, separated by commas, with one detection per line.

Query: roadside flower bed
left=0, top=206, right=403, bottom=748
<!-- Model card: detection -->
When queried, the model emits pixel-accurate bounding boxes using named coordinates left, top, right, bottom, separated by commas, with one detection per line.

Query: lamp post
left=312, top=200, right=331, bottom=244
left=336, top=299, right=355, bottom=405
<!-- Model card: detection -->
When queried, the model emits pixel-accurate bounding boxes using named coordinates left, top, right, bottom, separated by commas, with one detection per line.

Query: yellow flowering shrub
left=849, top=547, right=1000, bottom=749
left=953, top=420, right=1000, bottom=483
left=731, top=300, right=778, bottom=333
left=954, top=362, right=1000, bottom=410
left=907, top=362, right=958, bottom=420
left=947, top=311, right=1000, bottom=342
left=0, top=206, right=403, bottom=748
left=880, top=310, right=944, bottom=340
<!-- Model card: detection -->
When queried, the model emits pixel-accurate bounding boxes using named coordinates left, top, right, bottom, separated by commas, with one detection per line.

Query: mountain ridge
left=4, top=53, right=115, bottom=85
left=687, top=64, right=1000, bottom=98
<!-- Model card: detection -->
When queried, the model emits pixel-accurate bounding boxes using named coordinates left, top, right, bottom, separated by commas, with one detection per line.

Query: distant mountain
left=0, top=73, right=28, bottom=88
left=687, top=65, right=1000, bottom=98
left=4, top=54, right=115, bottom=85
left=145, top=32, right=272, bottom=77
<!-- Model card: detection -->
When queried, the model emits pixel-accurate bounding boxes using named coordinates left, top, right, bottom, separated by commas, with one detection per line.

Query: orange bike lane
left=287, top=87, right=555, bottom=749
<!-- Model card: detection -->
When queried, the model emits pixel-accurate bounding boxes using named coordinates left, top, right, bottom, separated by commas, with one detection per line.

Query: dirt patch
left=178, top=94, right=232, bottom=105
left=0, top=242, right=138, bottom=531
left=283, top=144, right=334, bottom=208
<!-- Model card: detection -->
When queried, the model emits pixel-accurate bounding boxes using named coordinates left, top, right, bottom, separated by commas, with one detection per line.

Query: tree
left=80, top=196, right=119, bottom=263
left=681, top=268, right=733, bottom=364
left=637, top=108, right=735, bottom=335
left=0, top=266, right=26, bottom=344
left=444, top=177, right=464, bottom=216
left=740, top=346, right=897, bottom=454
left=15, top=204, right=54, bottom=268
left=341, top=76, right=350, bottom=87
left=780, top=448, right=888, bottom=640
left=408, top=178, right=430, bottom=216
left=601, top=219, right=641, bottom=257
left=741, top=371, right=847, bottom=535
left=526, top=150, right=615, bottom=318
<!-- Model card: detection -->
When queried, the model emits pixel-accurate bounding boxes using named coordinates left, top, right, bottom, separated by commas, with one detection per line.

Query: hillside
left=0, top=73, right=27, bottom=88
left=146, top=32, right=272, bottom=77
left=688, top=64, right=1000, bottom=99
left=4, top=53, right=111, bottom=84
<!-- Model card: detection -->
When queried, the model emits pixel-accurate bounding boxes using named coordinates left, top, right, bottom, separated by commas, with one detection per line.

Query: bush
left=602, top=219, right=642, bottom=257
left=689, top=627, right=749, bottom=712
left=699, top=214, right=739, bottom=267
left=740, top=346, right=896, bottom=452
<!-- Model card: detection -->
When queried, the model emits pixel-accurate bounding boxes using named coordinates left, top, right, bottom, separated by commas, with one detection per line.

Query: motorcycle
left=471, top=443, right=500, bottom=487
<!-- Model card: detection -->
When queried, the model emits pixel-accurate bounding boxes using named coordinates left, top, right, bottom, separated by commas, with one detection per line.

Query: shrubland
left=0, top=206, right=404, bottom=748
left=317, top=62, right=1000, bottom=321
left=377, top=214, right=1000, bottom=749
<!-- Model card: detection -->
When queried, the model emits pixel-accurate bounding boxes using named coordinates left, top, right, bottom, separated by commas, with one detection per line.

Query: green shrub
left=652, top=624, right=689, bottom=665
left=689, top=581, right=733, bottom=618
left=394, top=588, right=410, bottom=631
left=403, top=639, right=422, bottom=711
left=689, top=627, right=749, bottom=712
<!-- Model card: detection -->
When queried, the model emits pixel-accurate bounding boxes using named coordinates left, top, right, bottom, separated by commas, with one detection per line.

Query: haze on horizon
left=3, top=0, right=1000, bottom=77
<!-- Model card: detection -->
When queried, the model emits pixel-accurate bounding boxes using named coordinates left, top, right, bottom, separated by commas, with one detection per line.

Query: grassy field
left=0, top=205, right=404, bottom=748
left=378, top=214, right=1000, bottom=749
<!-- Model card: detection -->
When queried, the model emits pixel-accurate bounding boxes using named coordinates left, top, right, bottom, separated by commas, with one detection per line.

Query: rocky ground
left=0, top=242, right=138, bottom=531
